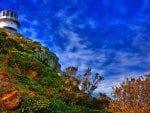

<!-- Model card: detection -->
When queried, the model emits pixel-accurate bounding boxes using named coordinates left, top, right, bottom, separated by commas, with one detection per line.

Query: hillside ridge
left=0, top=29, right=109, bottom=113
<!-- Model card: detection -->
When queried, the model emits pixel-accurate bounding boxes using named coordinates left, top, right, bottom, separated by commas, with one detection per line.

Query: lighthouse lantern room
left=0, top=10, right=20, bottom=31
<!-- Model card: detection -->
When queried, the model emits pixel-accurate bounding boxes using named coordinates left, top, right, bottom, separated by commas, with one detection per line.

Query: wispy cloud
left=1, top=0, right=149, bottom=96
left=52, top=5, right=107, bottom=72
left=47, top=1, right=150, bottom=96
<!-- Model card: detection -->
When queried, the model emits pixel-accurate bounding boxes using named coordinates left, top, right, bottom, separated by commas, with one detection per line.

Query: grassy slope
left=0, top=30, right=109, bottom=113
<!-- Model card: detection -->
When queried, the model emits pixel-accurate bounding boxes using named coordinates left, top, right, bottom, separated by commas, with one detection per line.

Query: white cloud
left=16, top=0, right=150, bottom=96
left=19, top=14, right=29, bottom=22
left=55, top=25, right=107, bottom=72
left=93, top=71, right=148, bottom=97
left=32, top=19, right=39, bottom=26
left=51, top=5, right=150, bottom=96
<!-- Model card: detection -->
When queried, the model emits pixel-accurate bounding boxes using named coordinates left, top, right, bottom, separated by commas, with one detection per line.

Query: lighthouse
left=0, top=10, right=20, bottom=31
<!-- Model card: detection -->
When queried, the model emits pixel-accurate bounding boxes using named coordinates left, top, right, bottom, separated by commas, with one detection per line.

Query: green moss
left=0, top=87, right=4, bottom=92
left=17, top=74, right=37, bottom=85
left=11, top=78, right=31, bottom=95
left=29, top=85, right=44, bottom=95
left=0, top=62, right=4, bottom=68
left=15, top=97, right=109, bottom=113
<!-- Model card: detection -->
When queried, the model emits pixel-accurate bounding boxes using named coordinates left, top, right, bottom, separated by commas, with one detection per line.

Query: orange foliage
left=0, top=90, right=21, bottom=110
left=108, top=74, right=150, bottom=113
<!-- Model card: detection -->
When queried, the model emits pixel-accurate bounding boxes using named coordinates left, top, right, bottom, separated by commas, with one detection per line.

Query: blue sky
left=0, top=0, right=150, bottom=96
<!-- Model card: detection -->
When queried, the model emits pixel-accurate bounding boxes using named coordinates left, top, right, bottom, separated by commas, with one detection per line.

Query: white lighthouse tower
left=0, top=10, right=20, bottom=31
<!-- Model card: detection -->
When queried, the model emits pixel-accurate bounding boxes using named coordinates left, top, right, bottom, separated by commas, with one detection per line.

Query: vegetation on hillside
left=0, top=29, right=149, bottom=113
left=0, top=30, right=109, bottom=113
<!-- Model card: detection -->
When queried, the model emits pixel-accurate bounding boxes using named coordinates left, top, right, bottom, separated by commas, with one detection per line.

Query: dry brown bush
left=108, top=74, right=150, bottom=113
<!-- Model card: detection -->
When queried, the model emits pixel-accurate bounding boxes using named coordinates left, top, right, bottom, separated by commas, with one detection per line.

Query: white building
left=0, top=10, right=20, bottom=31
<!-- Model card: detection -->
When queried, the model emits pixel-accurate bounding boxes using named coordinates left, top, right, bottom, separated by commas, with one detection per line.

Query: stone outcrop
left=35, top=48, right=61, bottom=71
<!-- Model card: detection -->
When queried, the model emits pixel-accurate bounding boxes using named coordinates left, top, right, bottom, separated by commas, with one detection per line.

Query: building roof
left=0, top=10, right=16, bottom=12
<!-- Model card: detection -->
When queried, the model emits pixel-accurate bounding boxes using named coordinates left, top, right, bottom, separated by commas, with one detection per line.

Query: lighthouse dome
left=0, top=10, right=20, bottom=31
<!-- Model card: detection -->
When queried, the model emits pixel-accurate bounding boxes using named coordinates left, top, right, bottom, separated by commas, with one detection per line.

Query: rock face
left=0, top=72, right=21, bottom=110
left=35, top=48, right=61, bottom=71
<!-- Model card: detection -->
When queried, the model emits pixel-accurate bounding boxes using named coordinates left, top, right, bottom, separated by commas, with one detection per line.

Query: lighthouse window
left=6, top=11, right=9, bottom=16
left=3, top=12, right=6, bottom=16
left=11, top=12, right=13, bottom=17
left=14, top=13, right=17, bottom=19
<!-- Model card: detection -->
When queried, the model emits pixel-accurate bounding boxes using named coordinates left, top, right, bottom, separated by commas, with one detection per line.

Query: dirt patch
left=0, top=72, right=22, bottom=110
left=0, top=90, right=21, bottom=110
left=25, top=69, right=38, bottom=78
left=0, top=72, right=12, bottom=87
left=28, top=91, right=37, bottom=97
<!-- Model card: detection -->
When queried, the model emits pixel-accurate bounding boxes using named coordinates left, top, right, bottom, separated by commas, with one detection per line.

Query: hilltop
left=0, top=29, right=109, bottom=113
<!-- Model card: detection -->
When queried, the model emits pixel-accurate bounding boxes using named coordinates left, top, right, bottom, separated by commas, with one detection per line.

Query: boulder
left=0, top=90, right=21, bottom=110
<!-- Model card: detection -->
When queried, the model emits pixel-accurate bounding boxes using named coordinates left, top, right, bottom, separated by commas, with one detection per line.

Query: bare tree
left=81, top=68, right=104, bottom=95
left=64, top=67, right=104, bottom=95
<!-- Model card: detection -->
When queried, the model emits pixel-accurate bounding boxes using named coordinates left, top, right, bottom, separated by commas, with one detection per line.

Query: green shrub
left=29, top=85, right=44, bottom=95
left=0, top=87, right=4, bottom=92
left=10, top=51, right=46, bottom=74
left=40, top=68, right=53, bottom=86
left=0, top=107, right=3, bottom=113
left=11, top=52, right=36, bottom=69
left=0, top=33, right=23, bottom=53
left=48, top=98, right=69, bottom=113
left=69, top=106, right=110, bottom=113
left=0, top=62, right=4, bottom=68
left=40, top=76, right=52, bottom=86
left=16, top=97, right=69, bottom=113
left=16, top=97, right=50, bottom=113
left=0, top=32, right=8, bottom=38
left=17, top=74, right=37, bottom=85
left=0, top=54, right=5, bottom=60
